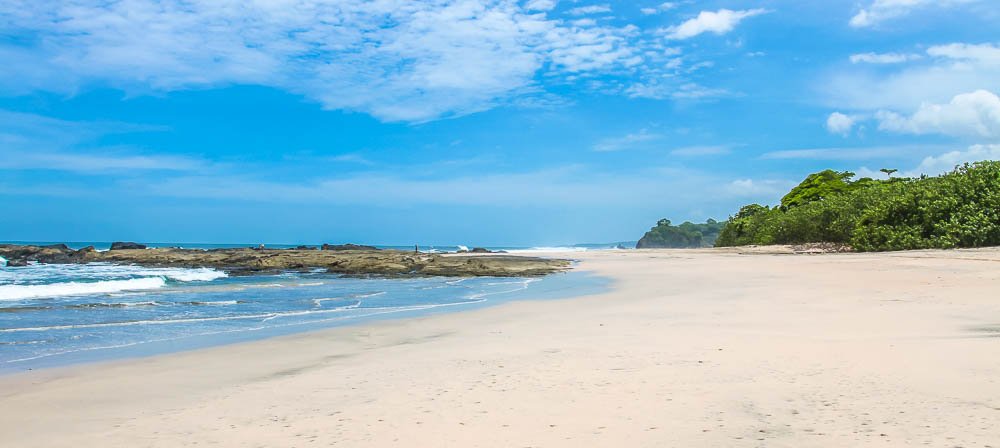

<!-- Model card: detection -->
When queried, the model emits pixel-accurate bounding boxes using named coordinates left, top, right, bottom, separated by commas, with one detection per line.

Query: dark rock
left=470, top=247, right=493, bottom=253
left=77, top=246, right=97, bottom=253
left=321, top=243, right=378, bottom=251
left=293, top=245, right=318, bottom=250
left=0, top=244, right=570, bottom=277
left=110, top=242, right=147, bottom=250
left=42, top=243, right=72, bottom=251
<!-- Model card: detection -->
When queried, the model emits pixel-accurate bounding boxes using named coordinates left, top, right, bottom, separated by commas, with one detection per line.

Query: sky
left=1, top=0, right=999, bottom=246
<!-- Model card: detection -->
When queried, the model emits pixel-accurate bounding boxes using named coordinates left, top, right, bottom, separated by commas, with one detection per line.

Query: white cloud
left=849, top=0, right=978, bottom=28
left=641, top=2, right=676, bottom=15
left=875, top=90, right=1000, bottom=139
left=927, top=42, right=1000, bottom=64
left=524, top=0, right=558, bottom=11
left=826, top=42, right=1000, bottom=111
left=665, top=9, right=767, bottom=40
left=566, top=4, right=611, bottom=16
left=724, top=179, right=795, bottom=198
left=0, top=0, right=677, bottom=123
left=903, top=144, right=1000, bottom=176
left=857, top=144, right=1000, bottom=178
left=850, top=52, right=921, bottom=64
left=826, top=112, right=858, bottom=135
left=593, top=129, right=661, bottom=152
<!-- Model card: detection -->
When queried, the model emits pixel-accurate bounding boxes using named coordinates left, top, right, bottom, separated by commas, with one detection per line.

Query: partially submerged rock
left=321, top=243, right=378, bottom=251
left=110, top=242, right=147, bottom=250
left=0, top=244, right=570, bottom=277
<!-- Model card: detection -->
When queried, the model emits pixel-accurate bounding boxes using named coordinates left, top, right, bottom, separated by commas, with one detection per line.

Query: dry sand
left=2, top=248, right=999, bottom=447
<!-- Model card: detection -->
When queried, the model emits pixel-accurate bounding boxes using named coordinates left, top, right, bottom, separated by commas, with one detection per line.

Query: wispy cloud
left=0, top=0, right=724, bottom=123
left=641, top=2, right=677, bottom=16
left=761, top=145, right=955, bottom=161
left=857, top=144, right=1000, bottom=178
left=566, top=4, right=611, bottom=16
left=132, top=165, right=786, bottom=217
left=724, top=178, right=795, bottom=198
left=327, top=153, right=376, bottom=166
left=0, top=151, right=204, bottom=173
left=849, top=52, right=921, bottom=64
left=826, top=42, right=1000, bottom=111
left=524, top=0, right=558, bottom=11
left=849, top=0, right=979, bottom=28
left=626, top=82, right=730, bottom=100
left=593, top=129, right=662, bottom=152
left=0, top=110, right=202, bottom=173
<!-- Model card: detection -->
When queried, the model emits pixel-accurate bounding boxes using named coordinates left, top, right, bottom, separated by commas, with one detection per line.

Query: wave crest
left=0, top=277, right=168, bottom=301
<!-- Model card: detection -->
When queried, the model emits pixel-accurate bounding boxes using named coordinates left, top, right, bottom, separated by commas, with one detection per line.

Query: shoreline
left=0, top=268, right=608, bottom=374
left=2, top=248, right=1000, bottom=446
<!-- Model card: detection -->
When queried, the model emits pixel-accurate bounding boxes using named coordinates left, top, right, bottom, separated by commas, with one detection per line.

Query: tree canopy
left=715, top=161, right=1000, bottom=251
left=637, top=219, right=726, bottom=249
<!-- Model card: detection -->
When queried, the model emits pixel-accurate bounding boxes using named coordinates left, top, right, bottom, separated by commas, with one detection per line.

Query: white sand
left=2, top=248, right=1000, bottom=447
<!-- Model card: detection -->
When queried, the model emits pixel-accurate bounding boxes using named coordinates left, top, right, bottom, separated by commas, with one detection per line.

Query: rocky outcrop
left=321, top=243, right=378, bottom=251
left=110, top=242, right=147, bottom=250
left=0, top=244, right=570, bottom=277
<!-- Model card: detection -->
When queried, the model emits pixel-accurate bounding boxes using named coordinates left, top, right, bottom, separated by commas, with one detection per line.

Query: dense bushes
left=715, top=161, right=1000, bottom=251
left=637, top=219, right=726, bottom=248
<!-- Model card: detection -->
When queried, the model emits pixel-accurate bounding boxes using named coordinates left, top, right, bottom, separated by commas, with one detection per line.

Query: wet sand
left=2, top=248, right=999, bottom=447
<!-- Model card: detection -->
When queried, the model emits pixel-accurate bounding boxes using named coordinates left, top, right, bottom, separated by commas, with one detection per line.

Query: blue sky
left=1, top=0, right=999, bottom=246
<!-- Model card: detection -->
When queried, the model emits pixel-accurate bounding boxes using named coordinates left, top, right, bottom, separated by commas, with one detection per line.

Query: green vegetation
left=714, top=161, right=1000, bottom=251
left=636, top=219, right=727, bottom=248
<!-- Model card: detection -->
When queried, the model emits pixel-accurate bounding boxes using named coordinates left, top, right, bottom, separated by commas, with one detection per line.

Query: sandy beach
left=2, top=248, right=999, bottom=447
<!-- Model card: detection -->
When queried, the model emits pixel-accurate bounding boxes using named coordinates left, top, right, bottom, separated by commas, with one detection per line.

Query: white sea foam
left=0, top=263, right=227, bottom=284
left=0, top=302, right=368, bottom=333
left=0, top=263, right=228, bottom=301
left=2, top=299, right=488, bottom=364
left=181, top=300, right=240, bottom=306
left=150, top=268, right=227, bottom=282
left=296, top=282, right=325, bottom=287
left=0, top=277, right=168, bottom=301
left=0, top=255, right=7, bottom=267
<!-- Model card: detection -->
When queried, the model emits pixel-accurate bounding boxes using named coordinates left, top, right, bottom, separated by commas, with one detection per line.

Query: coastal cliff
left=0, top=244, right=570, bottom=277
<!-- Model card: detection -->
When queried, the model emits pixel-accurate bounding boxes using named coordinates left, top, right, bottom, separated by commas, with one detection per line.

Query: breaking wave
left=0, top=277, right=168, bottom=301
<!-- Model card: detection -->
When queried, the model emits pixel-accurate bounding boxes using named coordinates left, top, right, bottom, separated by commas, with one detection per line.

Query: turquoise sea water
left=0, top=260, right=607, bottom=373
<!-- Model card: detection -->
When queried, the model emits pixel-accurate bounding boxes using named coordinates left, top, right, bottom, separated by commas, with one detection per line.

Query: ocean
left=0, top=251, right=608, bottom=373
